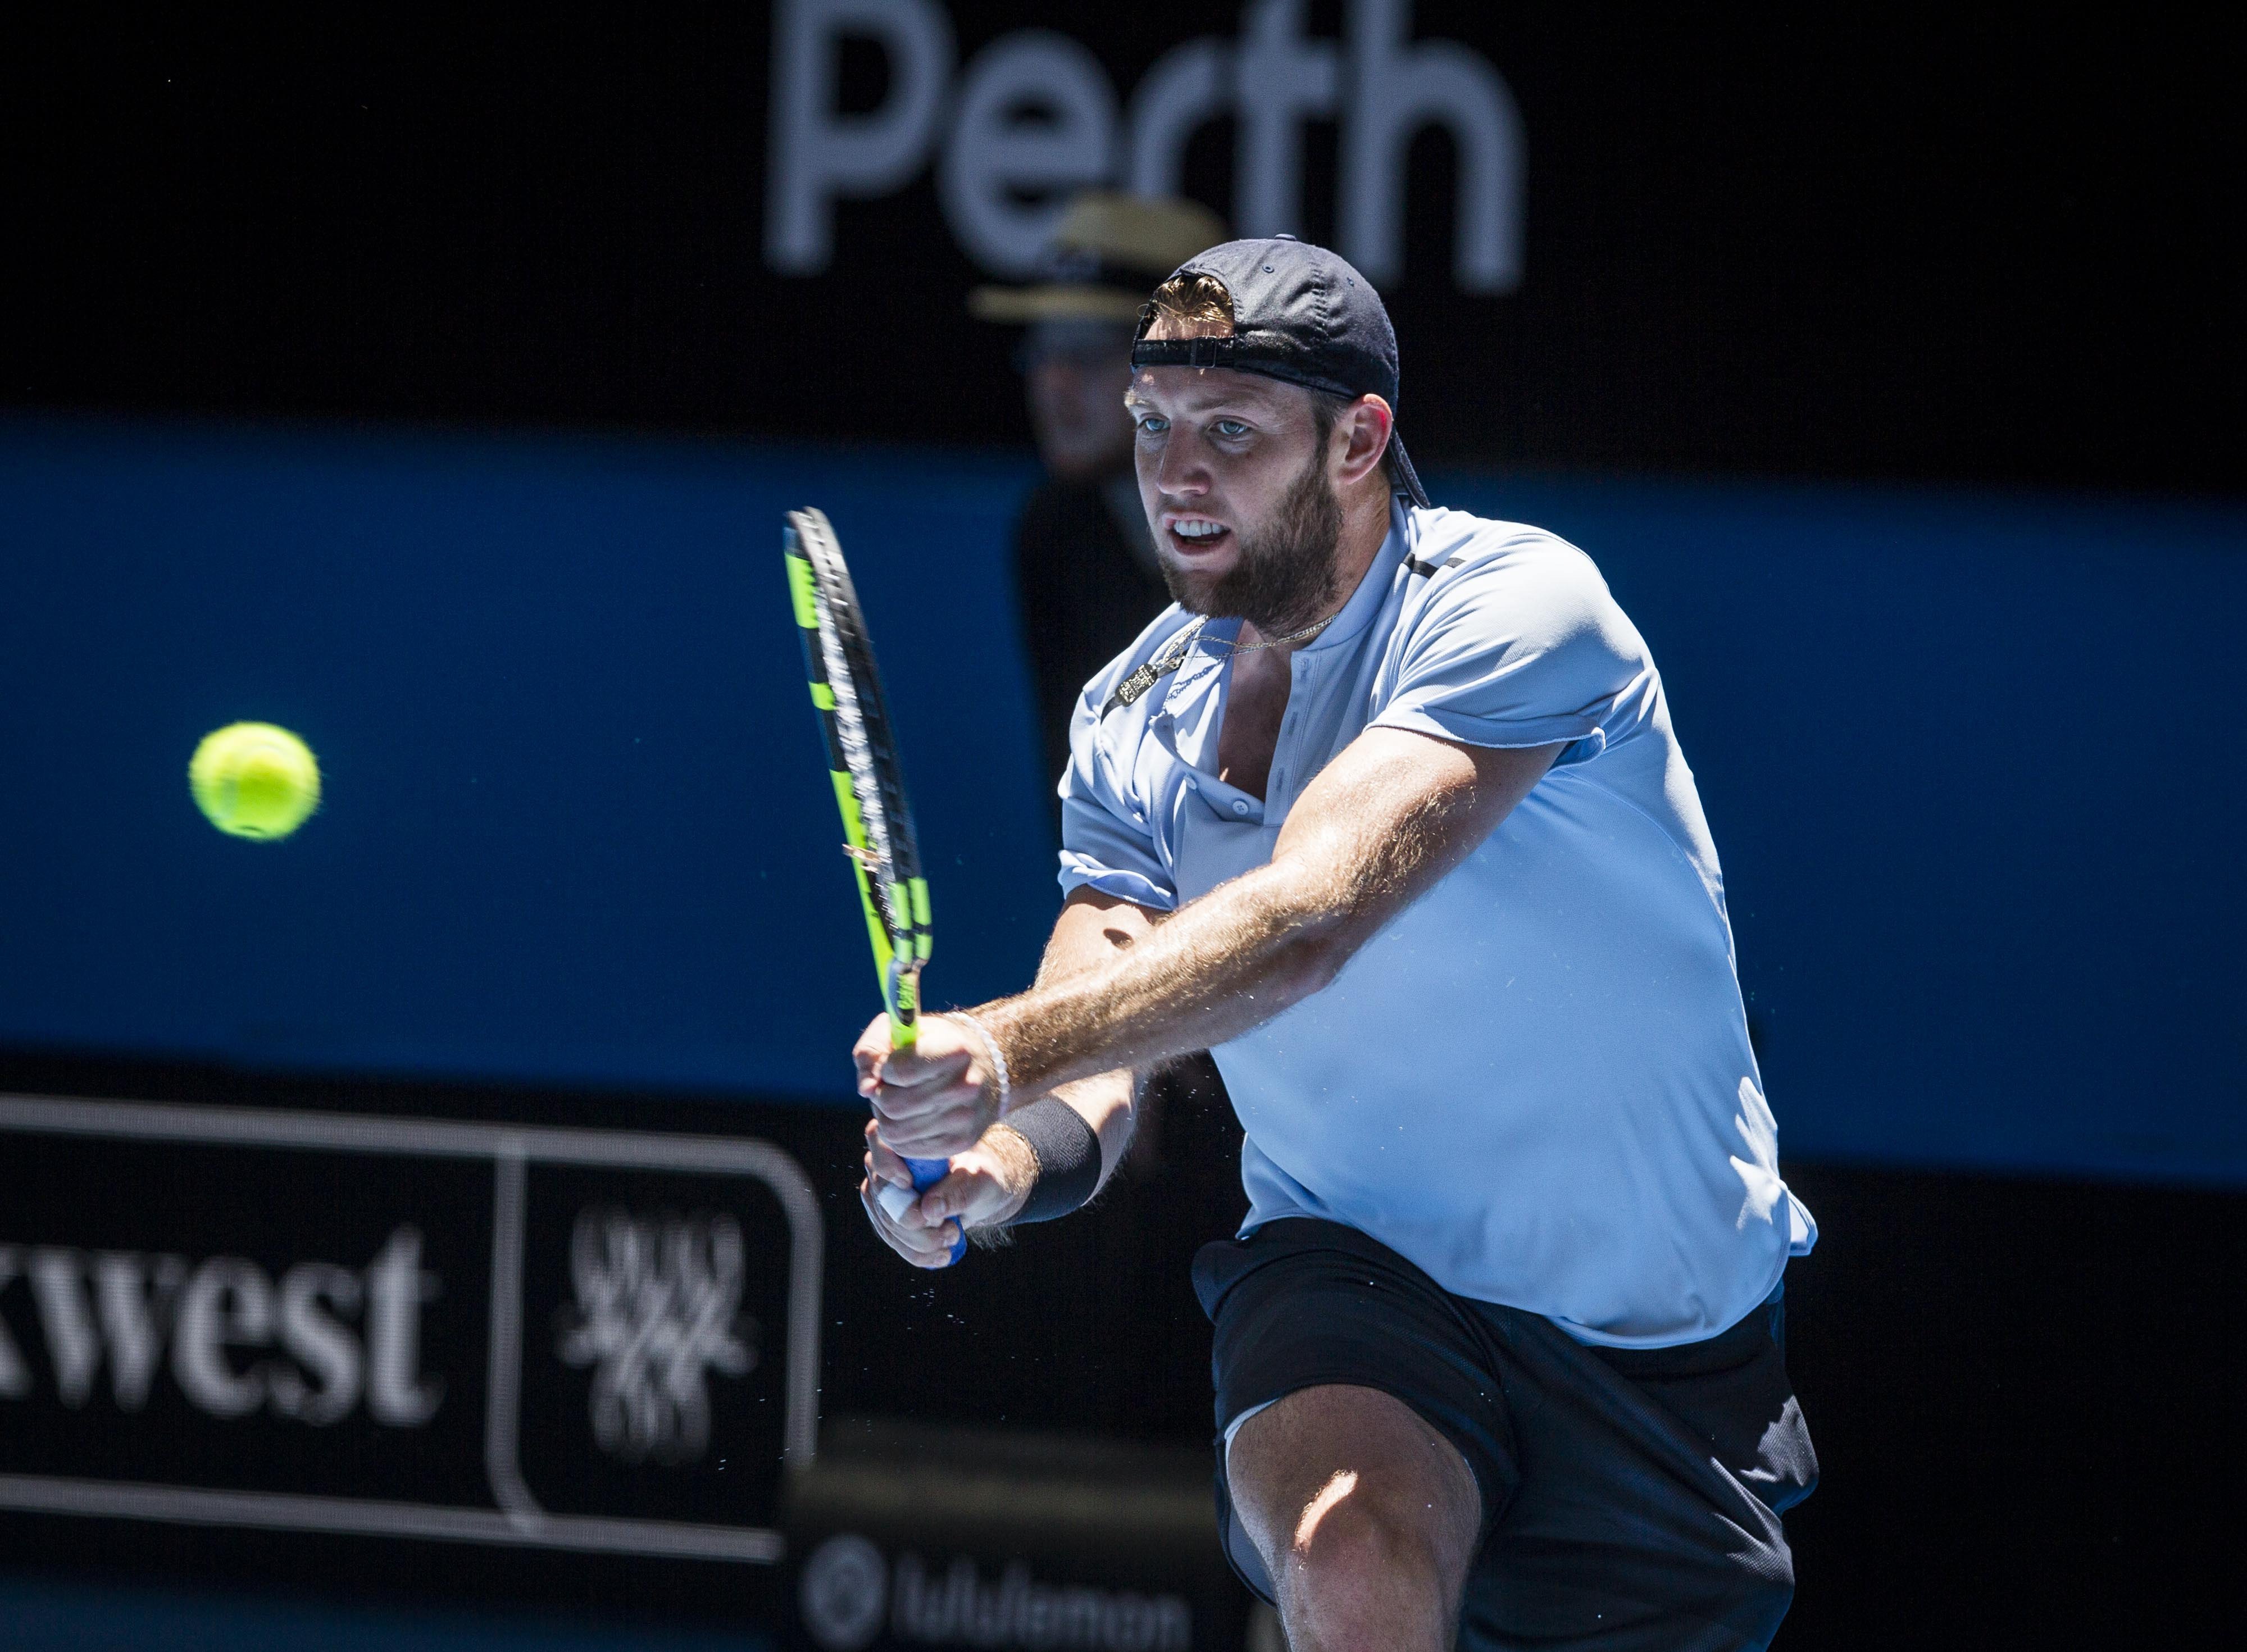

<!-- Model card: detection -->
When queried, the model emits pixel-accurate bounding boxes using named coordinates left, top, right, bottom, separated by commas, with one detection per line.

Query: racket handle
left=874, top=1154, right=967, bottom=1263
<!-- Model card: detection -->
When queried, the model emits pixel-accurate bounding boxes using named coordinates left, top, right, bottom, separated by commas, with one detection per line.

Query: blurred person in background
left=960, top=195, right=1241, bottom=1432
left=973, top=192, right=1230, bottom=808
left=974, top=190, right=1235, bottom=1186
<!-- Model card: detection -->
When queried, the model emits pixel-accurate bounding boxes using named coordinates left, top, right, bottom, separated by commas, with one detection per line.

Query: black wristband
left=1003, top=1098, right=1104, bottom=1224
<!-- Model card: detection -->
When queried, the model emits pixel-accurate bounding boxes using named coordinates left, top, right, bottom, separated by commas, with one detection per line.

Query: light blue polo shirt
left=1058, top=501, right=1816, bottom=1348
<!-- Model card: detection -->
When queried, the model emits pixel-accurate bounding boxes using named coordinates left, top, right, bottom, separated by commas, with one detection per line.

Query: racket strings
left=813, top=604, right=892, bottom=858
left=811, top=589, right=918, bottom=962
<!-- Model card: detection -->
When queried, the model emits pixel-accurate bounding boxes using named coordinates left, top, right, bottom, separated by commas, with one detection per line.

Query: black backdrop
left=5, top=5, right=2241, bottom=490
left=5, top=6, right=2245, bottom=1648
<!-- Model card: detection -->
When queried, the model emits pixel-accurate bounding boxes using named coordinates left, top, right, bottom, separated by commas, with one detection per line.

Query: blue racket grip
left=905, top=1154, right=967, bottom=1264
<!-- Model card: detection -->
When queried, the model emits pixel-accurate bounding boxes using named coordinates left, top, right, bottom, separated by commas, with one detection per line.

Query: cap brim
left=1388, top=429, right=1434, bottom=509
left=968, top=284, right=1149, bottom=324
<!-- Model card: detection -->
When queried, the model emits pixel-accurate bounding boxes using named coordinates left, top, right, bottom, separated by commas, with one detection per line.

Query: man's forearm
left=945, top=731, right=1558, bottom=1122
left=988, top=857, right=1343, bottom=1100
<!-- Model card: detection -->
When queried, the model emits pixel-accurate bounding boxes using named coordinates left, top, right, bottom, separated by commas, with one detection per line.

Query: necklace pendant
left=1099, top=619, right=1208, bottom=719
left=1112, top=662, right=1161, bottom=708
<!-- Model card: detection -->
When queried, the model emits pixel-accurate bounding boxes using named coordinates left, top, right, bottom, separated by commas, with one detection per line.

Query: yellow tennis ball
left=189, top=722, right=321, bottom=841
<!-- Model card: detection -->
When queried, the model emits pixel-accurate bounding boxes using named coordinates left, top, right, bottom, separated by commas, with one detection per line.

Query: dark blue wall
left=0, top=419, right=1055, bottom=1103
left=3, top=419, right=2240, bottom=1183
left=1443, top=475, right=2246, bottom=1185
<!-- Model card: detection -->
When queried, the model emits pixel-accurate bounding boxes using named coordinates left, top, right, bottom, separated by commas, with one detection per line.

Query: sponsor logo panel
left=783, top=1419, right=1250, bottom=1651
left=0, top=1094, right=818, bottom=1562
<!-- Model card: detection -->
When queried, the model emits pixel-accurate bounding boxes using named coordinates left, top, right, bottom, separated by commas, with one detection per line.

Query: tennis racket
left=784, top=507, right=965, bottom=1264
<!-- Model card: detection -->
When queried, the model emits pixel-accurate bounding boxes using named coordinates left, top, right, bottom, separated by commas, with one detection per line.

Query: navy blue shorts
left=1193, top=1218, right=1817, bottom=1651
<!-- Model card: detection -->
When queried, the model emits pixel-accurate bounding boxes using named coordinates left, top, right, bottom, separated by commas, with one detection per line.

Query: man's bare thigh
left=1227, top=1383, right=1483, bottom=1595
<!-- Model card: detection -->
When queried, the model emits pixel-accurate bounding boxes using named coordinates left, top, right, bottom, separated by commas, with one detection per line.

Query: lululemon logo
left=802, top=1533, right=890, bottom=1651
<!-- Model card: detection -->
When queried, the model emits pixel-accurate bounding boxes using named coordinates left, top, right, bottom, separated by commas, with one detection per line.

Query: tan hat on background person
left=971, top=193, right=1230, bottom=323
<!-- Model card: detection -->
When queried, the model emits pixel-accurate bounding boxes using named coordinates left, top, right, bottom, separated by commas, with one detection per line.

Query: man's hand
left=858, top=1118, right=1035, bottom=1269
left=854, top=1013, right=1000, bottom=1159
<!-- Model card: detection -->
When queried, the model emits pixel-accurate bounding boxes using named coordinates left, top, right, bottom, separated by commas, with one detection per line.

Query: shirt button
left=1231, top=799, right=1250, bottom=816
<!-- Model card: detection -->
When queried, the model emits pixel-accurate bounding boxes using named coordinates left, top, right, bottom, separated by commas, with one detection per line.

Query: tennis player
left=855, top=236, right=1819, bottom=1651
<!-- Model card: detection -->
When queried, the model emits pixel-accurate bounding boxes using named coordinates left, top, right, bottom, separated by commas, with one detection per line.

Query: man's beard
left=1159, top=447, right=1344, bottom=635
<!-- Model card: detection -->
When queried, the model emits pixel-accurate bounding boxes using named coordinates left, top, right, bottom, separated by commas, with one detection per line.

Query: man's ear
left=1335, top=394, right=1395, bottom=488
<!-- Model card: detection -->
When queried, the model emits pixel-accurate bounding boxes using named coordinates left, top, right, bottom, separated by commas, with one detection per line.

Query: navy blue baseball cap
left=1130, top=235, right=1432, bottom=509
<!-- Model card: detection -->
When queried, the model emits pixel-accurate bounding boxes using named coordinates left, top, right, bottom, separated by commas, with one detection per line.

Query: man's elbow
left=1240, top=859, right=1355, bottom=1003
left=1263, top=908, right=1353, bottom=1004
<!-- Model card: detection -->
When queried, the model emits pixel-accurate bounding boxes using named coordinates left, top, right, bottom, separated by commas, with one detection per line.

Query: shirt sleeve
left=1054, top=684, right=1180, bottom=913
left=1370, top=531, right=1649, bottom=760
